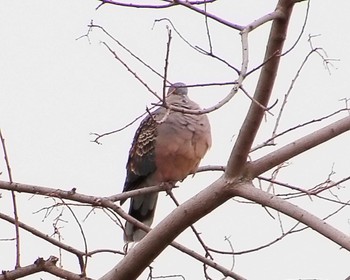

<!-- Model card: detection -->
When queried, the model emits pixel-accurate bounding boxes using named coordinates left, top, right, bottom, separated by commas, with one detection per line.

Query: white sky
left=1, top=1, right=350, bottom=279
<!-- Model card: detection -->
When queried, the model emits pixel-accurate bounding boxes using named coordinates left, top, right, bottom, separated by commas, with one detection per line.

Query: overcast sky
left=1, top=1, right=350, bottom=279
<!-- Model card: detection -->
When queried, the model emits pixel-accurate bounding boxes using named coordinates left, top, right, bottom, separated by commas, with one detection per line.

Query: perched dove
left=121, top=82, right=211, bottom=242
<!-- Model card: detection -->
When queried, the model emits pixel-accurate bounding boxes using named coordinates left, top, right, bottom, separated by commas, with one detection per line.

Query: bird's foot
left=160, top=182, right=177, bottom=192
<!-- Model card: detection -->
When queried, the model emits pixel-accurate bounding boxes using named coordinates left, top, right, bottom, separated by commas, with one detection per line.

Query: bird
left=121, top=82, right=211, bottom=242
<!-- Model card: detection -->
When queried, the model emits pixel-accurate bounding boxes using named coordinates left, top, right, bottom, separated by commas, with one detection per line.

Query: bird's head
left=167, top=82, right=188, bottom=96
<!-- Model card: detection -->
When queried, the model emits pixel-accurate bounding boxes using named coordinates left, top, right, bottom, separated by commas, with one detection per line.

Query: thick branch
left=99, top=176, right=246, bottom=280
left=226, top=0, right=294, bottom=178
left=249, top=115, right=350, bottom=177
left=0, top=180, right=242, bottom=278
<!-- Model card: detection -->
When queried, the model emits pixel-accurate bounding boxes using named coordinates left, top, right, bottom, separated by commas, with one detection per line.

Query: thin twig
left=96, top=0, right=216, bottom=10
left=0, top=212, right=86, bottom=257
left=282, top=0, right=311, bottom=56
left=89, top=24, right=169, bottom=83
left=240, top=86, right=274, bottom=115
left=60, top=200, right=88, bottom=276
left=310, top=175, right=350, bottom=195
left=90, top=107, right=154, bottom=144
left=162, top=27, right=172, bottom=101
left=259, top=176, right=309, bottom=194
left=154, top=18, right=240, bottom=74
left=87, top=248, right=124, bottom=256
left=166, top=190, right=214, bottom=260
left=102, top=41, right=162, bottom=102
left=234, top=222, right=300, bottom=255
left=203, top=2, right=213, bottom=53
left=0, top=180, right=245, bottom=279
left=271, top=48, right=319, bottom=141
left=251, top=107, right=350, bottom=152
left=0, top=130, right=20, bottom=268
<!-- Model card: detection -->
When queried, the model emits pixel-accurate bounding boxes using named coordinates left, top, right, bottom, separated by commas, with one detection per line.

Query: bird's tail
left=124, top=192, right=159, bottom=242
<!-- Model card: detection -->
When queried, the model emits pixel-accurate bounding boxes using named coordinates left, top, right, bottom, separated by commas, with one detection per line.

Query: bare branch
left=0, top=256, right=92, bottom=280
left=231, top=182, right=350, bottom=251
left=89, top=24, right=168, bottom=83
left=0, top=212, right=86, bottom=259
left=162, top=27, right=172, bottom=100
left=166, top=190, right=214, bottom=260
left=153, top=18, right=240, bottom=74
left=161, top=11, right=252, bottom=117
left=107, top=183, right=178, bottom=202
left=102, top=41, right=162, bottom=102
left=61, top=200, right=88, bottom=275
left=203, top=2, right=213, bottom=53
left=258, top=176, right=309, bottom=194
left=240, top=86, right=274, bottom=115
left=271, top=47, right=323, bottom=141
left=90, top=109, right=151, bottom=144
left=0, top=130, right=13, bottom=182
left=251, top=107, right=350, bottom=152
left=196, top=165, right=226, bottom=173
left=233, top=222, right=301, bottom=255
left=88, top=248, right=124, bottom=256
left=0, top=180, right=244, bottom=278
left=97, top=0, right=217, bottom=10
left=249, top=115, right=350, bottom=177
left=0, top=130, right=20, bottom=268
left=282, top=0, right=310, bottom=56
left=310, top=175, right=350, bottom=195
left=163, top=0, right=244, bottom=31
left=245, top=50, right=280, bottom=77
left=99, top=176, right=247, bottom=280
left=226, top=1, right=295, bottom=178
left=245, top=10, right=281, bottom=33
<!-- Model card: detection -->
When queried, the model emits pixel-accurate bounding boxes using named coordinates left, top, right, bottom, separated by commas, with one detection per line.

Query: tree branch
left=0, top=180, right=243, bottom=278
left=249, top=115, right=350, bottom=177
left=97, top=0, right=216, bottom=10
left=165, top=0, right=244, bottom=31
left=0, top=256, right=92, bottom=280
left=0, top=212, right=86, bottom=259
left=225, top=0, right=293, bottom=178
left=0, top=130, right=21, bottom=268
left=99, top=177, right=246, bottom=280
left=231, top=183, right=350, bottom=251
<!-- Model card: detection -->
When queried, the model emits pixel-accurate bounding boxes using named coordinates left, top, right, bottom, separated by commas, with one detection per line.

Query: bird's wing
left=121, top=83, right=212, bottom=242
left=122, top=114, right=158, bottom=194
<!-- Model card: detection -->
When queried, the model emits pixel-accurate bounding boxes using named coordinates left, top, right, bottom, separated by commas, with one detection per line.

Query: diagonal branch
left=166, top=190, right=214, bottom=260
left=231, top=182, right=350, bottom=251
left=101, top=176, right=246, bottom=280
left=164, top=0, right=244, bottom=30
left=225, top=0, right=292, bottom=178
left=249, top=115, right=350, bottom=177
left=0, top=212, right=86, bottom=259
left=0, top=180, right=244, bottom=279
left=102, top=41, right=162, bottom=102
